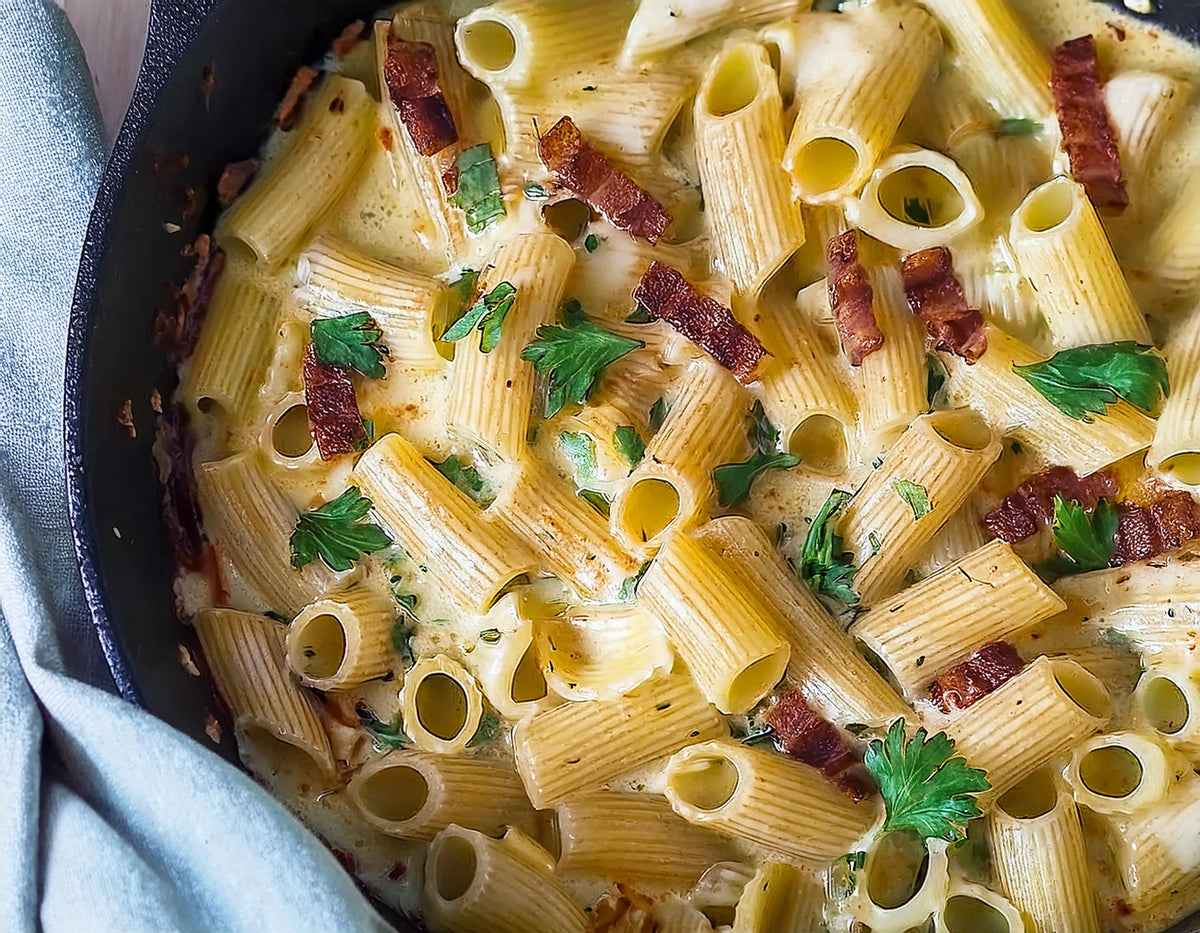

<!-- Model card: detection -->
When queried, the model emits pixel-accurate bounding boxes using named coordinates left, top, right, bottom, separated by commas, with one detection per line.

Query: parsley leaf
left=356, top=701, right=409, bottom=751
left=522, top=316, right=643, bottom=417
left=926, top=355, right=948, bottom=409
left=578, top=488, right=611, bottom=516
left=435, top=455, right=493, bottom=507
left=467, top=708, right=502, bottom=747
left=649, top=397, right=669, bottom=432
left=559, top=431, right=597, bottom=483
left=864, top=719, right=991, bottom=842
left=625, top=304, right=653, bottom=324
left=994, top=117, right=1042, bottom=137
left=797, top=489, right=859, bottom=604
left=903, top=196, right=932, bottom=226
left=391, top=614, right=416, bottom=667
left=289, top=487, right=392, bottom=572
left=443, top=269, right=480, bottom=334
left=442, top=281, right=517, bottom=353
left=584, top=233, right=601, bottom=253
left=613, top=425, right=646, bottom=466
left=893, top=480, right=932, bottom=520
left=1013, top=342, right=1169, bottom=421
left=523, top=181, right=548, bottom=200
left=712, top=402, right=801, bottom=507
left=310, top=312, right=388, bottom=378
left=452, top=144, right=505, bottom=233
left=618, top=560, right=652, bottom=603
left=1041, top=495, right=1118, bottom=578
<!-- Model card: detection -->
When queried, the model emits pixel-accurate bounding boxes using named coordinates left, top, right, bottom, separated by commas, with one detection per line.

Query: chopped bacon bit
left=302, top=345, right=367, bottom=460
left=901, top=247, right=988, bottom=363
left=204, top=715, right=223, bottom=743
left=150, top=387, right=163, bottom=413
left=984, top=466, right=1117, bottom=543
left=386, top=861, right=407, bottom=882
left=154, top=233, right=226, bottom=363
left=588, top=885, right=658, bottom=933
left=332, top=20, right=367, bottom=58
left=633, top=261, right=767, bottom=384
left=929, top=642, right=1025, bottom=713
left=217, top=158, right=259, bottom=206
left=1052, top=36, right=1128, bottom=212
left=330, top=848, right=358, bottom=875
left=826, top=231, right=884, bottom=366
left=275, top=65, right=318, bottom=131
left=384, top=33, right=458, bottom=156
left=538, top=116, right=670, bottom=242
left=762, top=689, right=876, bottom=801
left=117, top=399, right=136, bottom=438
left=156, top=405, right=208, bottom=571
left=1113, top=491, right=1200, bottom=564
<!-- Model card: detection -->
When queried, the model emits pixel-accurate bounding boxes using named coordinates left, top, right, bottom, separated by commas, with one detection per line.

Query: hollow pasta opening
left=1162, top=452, right=1200, bottom=486
left=1017, top=177, right=1077, bottom=233
left=704, top=45, right=761, bottom=117
left=866, top=830, right=929, bottom=910
left=542, top=198, right=591, bottom=243
left=1079, top=745, right=1144, bottom=799
left=1143, top=674, right=1190, bottom=735
left=621, top=478, right=681, bottom=544
left=273, top=404, right=314, bottom=458
left=943, top=895, right=1009, bottom=933
left=294, top=613, right=346, bottom=680
left=359, top=764, right=429, bottom=823
left=788, top=413, right=848, bottom=475
left=510, top=640, right=548, bottom=704
left=1052, top=659, right=1112, bottom=719
left=997, top=768, right=1058, bottom=819
left=726, top=653, right=788, bottom=714
left=433, top=835, right=478, bottom=901
left=672, top=753, right=740, bottom=811
left=928, top=408, right=992, bottom=451
left=238, top=723, right=325, bottom=788
left=458, top=19, right=517, bottom=73
left=196, top=396, right=219, bottom=416
left=877, top=166, right=966, bottom=229
left=793, top=137, right=860, bottom=197
left=415, top=672, right=469, bottom=740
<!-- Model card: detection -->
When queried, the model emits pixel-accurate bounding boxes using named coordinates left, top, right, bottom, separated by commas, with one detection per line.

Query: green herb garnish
left=618, top=561, right=652, bottom=603
left=994, top=118, right=1043, bottom=137
left=289, top=487, right=392, bottom=571
left=559, top=431, right=598, bottom=483
left=443, top=268, right=480, bottom=335
left=310, top=312, right=388, bottom=378
left=926, top=354, right=947, bottom=409
left=903, top=196, right=932, bottom=226
left=1039, top=495, right=1119, bottom=578
left=435, top=455, right=492, bottom=506
left=452, top=143, right=505, bottom=233
left=893, top=480, right=932, bottom=520
left=523, top=181, right=548, bottom=200
left=578, top=488, right=611, bottom=516
left=467, top=709, right=502, bottom=747
left=625, top=304, right=653, bottom=324
left=391, top=614, right=416, bottom=667
left=356, top=702, right=409, bottom=751
left=522, top=315, right=643, bottom=417
left=648, top=397, right=668, bottom=432
left=584, top=233, right=601, bottom=253
left=797, top=489, right=858, bottom=605
left=712, top=401, right=800, bottom=507
left=864, top=719, right=991, bottom=842
left=613, top=425, right=646, bottom=466
left=442, top=281, right=517, bottom=353
left=1013, top=342, right=1169, bottom=421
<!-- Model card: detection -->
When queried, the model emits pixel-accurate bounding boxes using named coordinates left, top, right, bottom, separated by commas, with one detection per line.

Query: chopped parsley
left=356, top=702, right=409, bottom=751
left=444, top=268, right=480, bottom=329
left=797, top=489, right=859, bottom=605
left=578, top=488, right=612, bottom=516
left=994, top=117, right=1043, bottom=137
left=1039, top=496, right=1119, bottom=579
left=289, top=487, right=392, bottom=572
left=310, top=312, right=388, bottom=378
left=442, top=281, right=517, bottom=353
left=1013, top=342, right=1169, bottom=421
left=893, top=480, right=932, bottom=520
left=712, top=401, right=801, bottom=507
left=926, top=354, right=948, bottom=409
left=613, top=425, right=646, bottom=466
left=648, top=396, right=669, bottom=432
left=466, top=709, right=502, bottom=747
left=478, top=628, right=502, bottom=644
left=558, top=431, right=598, bottom=483
left=522, top=311, right=643, bottom=417
left=391, top=614, right=416, bottom=667
left=435, top=455, right=493, bottom=507
left=584, top=233, right=601, bottom=253
left=452, top=143, right=505, bottom=233
left=618, top=561, right=652, bottom=603
left=902, top=196, right=933, bottom=226
left=625, top=304, right=653, bottom=324
left=523, top=181, right=548, bottom=200
left=864, top=719, right=991, bottom=842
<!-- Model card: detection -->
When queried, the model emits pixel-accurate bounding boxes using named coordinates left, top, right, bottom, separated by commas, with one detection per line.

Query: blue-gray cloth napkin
left=0, top=2, right=391, bottom=930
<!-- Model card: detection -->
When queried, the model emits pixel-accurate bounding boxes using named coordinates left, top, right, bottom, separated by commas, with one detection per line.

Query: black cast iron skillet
left=64, top=0, right=1200, bottom=929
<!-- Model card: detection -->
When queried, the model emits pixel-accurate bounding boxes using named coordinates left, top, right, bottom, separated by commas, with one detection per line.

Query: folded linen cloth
left=0, top=2, right=390, bottom=930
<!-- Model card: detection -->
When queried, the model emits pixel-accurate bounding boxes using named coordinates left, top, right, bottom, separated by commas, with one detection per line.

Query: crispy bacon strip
left=154, top=234, right=227, bottom=364
left=1052, top=36, right=1128, bottom=212
left=761, top=689, right=876, bottom=801
left=217, top=158, right=259, bottom=206
left=303, top=345, right=367, bottom=460
left=538, top=116, right=671, bottom=242
left=384, top=33, right=458, bottom=156
left=826, top=231, right=884, bottom=366
left=901, top=247, right=988, bottom=362
left=984, top=466, right=1117, bottom=543
left=274, top=65, right=318, bottom=131
left=156, top=405, right=208, bottom=571
left=1114, top=491, right=1200, bottom=565
left=929, top=642, right=1025, bottom=713
left=633, top=261, right=767, bottom=384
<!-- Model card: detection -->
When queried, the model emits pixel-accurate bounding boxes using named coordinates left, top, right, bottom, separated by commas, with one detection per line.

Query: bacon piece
left=984, top=466, right=1117, bottom=543
left=156, top=405, right=208, bottom=571
left=384, top=33, right=458, bottom=156
left=217, top=158, right=259, bottom=206
left=538, top=116, right=670, bottom=242
left=929, top=642, right=1025, bottom=713
left=633, top=261, right=767, bottom=384
left=332, top=20, right=366, bottom=58
left=303, top=345, right=368, bottom=460
left=1052, top=36, right=1128, bottom=212
left=154, top=234, right=227, bottom=364
left=826, top=231, right=884, bottom=366
left=901, top=247, right=988, bottom=362
left=761, top=689, right=876, bottom=801
left=588, top=886, right=658, bottom=933
left=1113, top=491, right=1200, bottom=564
left=274, top=65, right=318, bottom=131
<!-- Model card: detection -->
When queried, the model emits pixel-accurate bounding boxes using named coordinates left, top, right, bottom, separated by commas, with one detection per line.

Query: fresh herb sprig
left=1014, top=342, right=1169, bottom=421
left=864, top=719, right=991, bottom=842
left=712, top=402, right=801, bottom=507
left=613, top=426, right=646, bottom=466
left=289, top=487, right=392, bottom=571
left=356, top=702, right=409, bottom=751
left=893, top=479, right=932, bottom=520
left=435, top=455, right=493, bottom=507
left=442, top=281, right=517, bottom=353
left=311, top=312, right=388, bottom=378
left=994, top=117, right=1042, bottom=137
left=1039, top=495, right=1119, bottom=579
left=797, top=489, right=859, bottom=605
left=452, top=144, right=505, bottom=233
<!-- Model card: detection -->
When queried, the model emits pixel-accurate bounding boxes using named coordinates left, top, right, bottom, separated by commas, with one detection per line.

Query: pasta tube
left=1135, top=664, right=1200, bottom=762
left=1141, top=174, right=1200, bottom=297
left=1064, top=731, right=1181, bottom=816
left=399, top=655, right=485, bottom=754
left=623, top=0, right=806, bottom=63
left=285, top=584, right=396, bottom=690
left=1148, top=303, right=1200, bottom=484
left=462, top=594, right=556, bottom=720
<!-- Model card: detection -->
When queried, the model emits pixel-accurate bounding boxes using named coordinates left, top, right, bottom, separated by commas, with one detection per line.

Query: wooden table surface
left=60, top=0, right=152, bottom=140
